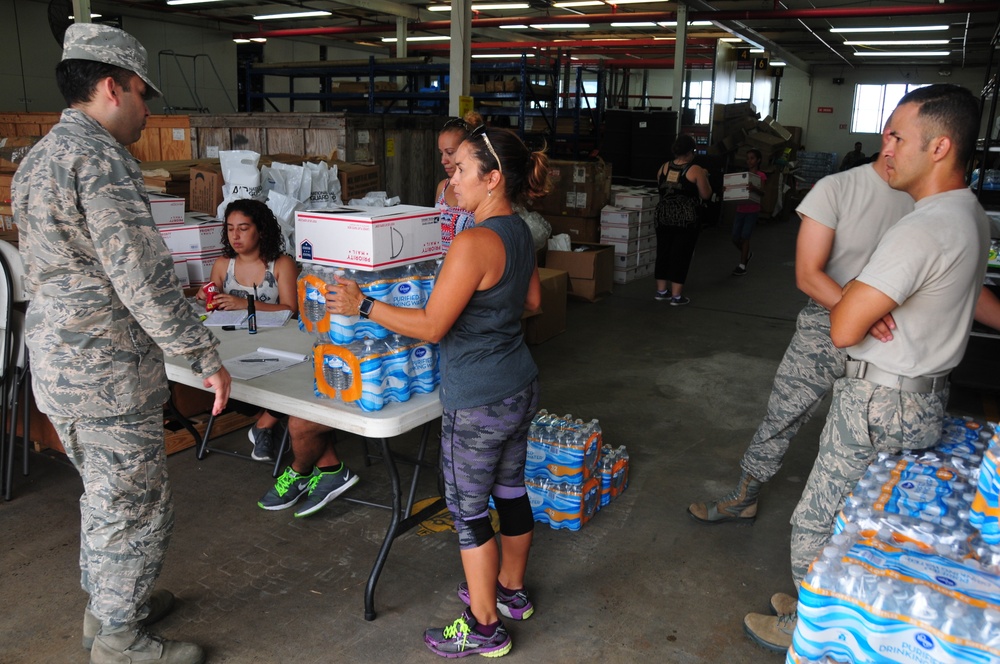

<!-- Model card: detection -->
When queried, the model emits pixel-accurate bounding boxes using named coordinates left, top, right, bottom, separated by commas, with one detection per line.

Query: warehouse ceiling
left=85, top=0, right=999, bottom=73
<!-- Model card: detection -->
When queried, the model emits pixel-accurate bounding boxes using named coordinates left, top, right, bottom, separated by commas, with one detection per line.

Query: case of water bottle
left=790, top=416, right=1000, bottom=664
left=524, top=410, right=630, bottom=531
left=297, top=262, right=441, bottom=411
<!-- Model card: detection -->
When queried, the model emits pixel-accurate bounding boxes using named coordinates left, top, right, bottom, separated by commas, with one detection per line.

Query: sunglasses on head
left=443, top=117, right=470, bottom=131
left=470, top=125, right=503, bottom=176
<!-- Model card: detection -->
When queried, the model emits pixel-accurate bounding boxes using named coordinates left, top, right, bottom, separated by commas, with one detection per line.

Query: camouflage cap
left=62, top=23, right=161, bottom=97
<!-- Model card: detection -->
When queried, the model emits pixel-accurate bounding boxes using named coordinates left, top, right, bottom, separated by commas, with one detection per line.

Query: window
left=734, top=82, right=751, bottom=103
left=684, top=80, right=713, bottom=124
left=850, top=83, right=928, bottom=133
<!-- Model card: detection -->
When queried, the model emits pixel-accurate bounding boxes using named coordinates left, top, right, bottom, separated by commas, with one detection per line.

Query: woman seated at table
left=197, top=199, right=298, bottom=462
left=326, top=125, right=549, bottom=658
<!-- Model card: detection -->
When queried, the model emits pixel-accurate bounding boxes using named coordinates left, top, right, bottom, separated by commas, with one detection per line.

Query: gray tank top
left=439, top=214, right=538, bottom=410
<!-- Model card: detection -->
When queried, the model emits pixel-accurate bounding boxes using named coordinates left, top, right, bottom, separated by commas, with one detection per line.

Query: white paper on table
left=224, top=346, right=308, bottom=380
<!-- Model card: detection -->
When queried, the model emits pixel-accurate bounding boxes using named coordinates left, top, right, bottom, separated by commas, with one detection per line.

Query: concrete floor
left=2, top=212, right=995, bottom=664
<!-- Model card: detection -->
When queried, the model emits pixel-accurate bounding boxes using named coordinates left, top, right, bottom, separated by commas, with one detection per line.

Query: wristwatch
left=358, top=296, right=376, bottom=319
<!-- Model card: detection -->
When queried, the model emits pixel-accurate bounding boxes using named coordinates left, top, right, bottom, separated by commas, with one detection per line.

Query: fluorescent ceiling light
left=531, top=24, right=590, bottom=29
left=854, top=51, right=951, bottom=57
left=610, top=22, right=657, bottom=27
left=843, top=40, right=948, bottom=46
left=233, top=38, right=250, bottom=43
left=554, top=1, right=603, bottom=6
left=254, top=10, right=331, bottom=20
left=382, top=35, right=451, bottom=42
left=499, top=24, right=530, bottom=29
left=250, top=37, right=267, bottom=43
left=472, top=53, right=536, bottom=58
left=720, top=38, right=742, bottom=42
left=770, top=61, right=787, bottom=66
left=830, top=25, right=947, bottom=34
left=428, top=2, right=530, bottom=8
left=167, top=0, right=225, bottom=5
left=749, top=48, right=765, bottom=53
left=69, top=13, right=102, bottom=18
left=658, top=21, right=713, bottom=27
left=605, top=0, right=671, bottom=4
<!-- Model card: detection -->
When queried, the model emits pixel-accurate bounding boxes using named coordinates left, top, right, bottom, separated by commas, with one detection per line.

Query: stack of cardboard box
left=600, top=187, right=657, bottom=284
left=722, top=171, right=763, bottom=203
left=533, top=159, right=613, bottom=244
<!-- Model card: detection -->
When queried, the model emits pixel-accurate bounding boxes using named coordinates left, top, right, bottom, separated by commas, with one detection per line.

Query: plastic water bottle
left=598, top=454, right=613, bottom=507
left=409, top=340, right=438, bottom=395
left=978, top=608, right=1000, bottom=648
left=356, top=337, right=384, bottom=411
left=908, top=585, right=940, bottom=623
left=939, top=600, right=973, bottom=640
left=327, top=269, right=360, bottom=344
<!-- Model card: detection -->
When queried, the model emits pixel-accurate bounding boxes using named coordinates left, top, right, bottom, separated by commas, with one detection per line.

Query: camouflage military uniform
left=740, top=300, right=845, bottom=482
left=12, top=108, right=222, bottom=630
left=789, top=378, right=946, bottom=585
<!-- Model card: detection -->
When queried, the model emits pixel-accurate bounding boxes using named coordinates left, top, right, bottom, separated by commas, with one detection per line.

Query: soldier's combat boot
left=687, top=471, right=762, bottom=524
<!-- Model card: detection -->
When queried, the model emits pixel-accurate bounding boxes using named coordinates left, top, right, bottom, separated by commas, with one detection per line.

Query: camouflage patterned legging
left=440, top=379, right=540, bottom=549
left=789, top=377, right=946, bottom=586
left=50, top=408, right=173, bottom=631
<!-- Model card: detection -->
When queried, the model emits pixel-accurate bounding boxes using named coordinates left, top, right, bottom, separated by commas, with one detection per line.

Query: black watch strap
left=359, top=296, right=376, bottom=319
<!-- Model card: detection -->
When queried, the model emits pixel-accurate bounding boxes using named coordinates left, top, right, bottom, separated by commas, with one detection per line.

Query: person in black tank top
left=327, top=127, right=552, bottom=658
left=653, top=134, right=712, bottom=305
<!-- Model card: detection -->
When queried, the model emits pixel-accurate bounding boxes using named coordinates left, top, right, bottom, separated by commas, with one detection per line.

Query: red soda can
left=203, top=282, right=220, bottom=311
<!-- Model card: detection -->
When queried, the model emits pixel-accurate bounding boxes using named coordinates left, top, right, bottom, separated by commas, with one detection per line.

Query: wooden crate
left=0, top=113, right=191, bottom=162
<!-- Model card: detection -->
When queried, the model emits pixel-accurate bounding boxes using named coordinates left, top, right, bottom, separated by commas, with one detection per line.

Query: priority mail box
left=604, top=238, right=639, bottom=256
left=186, top=250, right=224, bottom=285
left=723, top=186, right=762, bottom=203
left=148, top=193, right=186, bottom=226
left=600, top=222, right=642, bottom=242
left=295, top=205, right=441, bottom=271
left=171, top=258, right=190, bottom=288
left=613, top=191, right=657, bottom=210
left=723, top=171, right=763, bottom=189
left=600, top=205, right=639, bottom=227
left=158, top=216, right=225, bottom=257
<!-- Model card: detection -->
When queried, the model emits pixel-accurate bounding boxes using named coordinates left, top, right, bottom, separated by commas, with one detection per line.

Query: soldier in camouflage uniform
left=688, top=150, right=914, bottom=526
left=12, top=24, right=230, bottom=664
left=744, top=84, right=989, bottom=653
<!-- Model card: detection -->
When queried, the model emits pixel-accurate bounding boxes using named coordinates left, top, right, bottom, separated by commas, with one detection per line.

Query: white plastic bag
left=547, top=233, right=572, bottom=252
left=216, top=150, right=263, bottom=219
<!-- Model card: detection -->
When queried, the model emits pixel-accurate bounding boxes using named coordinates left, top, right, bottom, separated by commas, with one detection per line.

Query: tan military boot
left=744, top=611, right=796, bottom=652
left=83, top=589, right=176, bottom=650
left=770, top=592, right=798, bottom=616
left=91, top=628, right=205, bottom=664
left=687, top=471, right=762, bottom=523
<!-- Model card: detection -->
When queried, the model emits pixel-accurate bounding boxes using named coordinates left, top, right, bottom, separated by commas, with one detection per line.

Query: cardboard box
left=189, top=163, right=225, bottom=216
left=523, top=267, right=568, bottom=345
left=544, top=242, right=614, bottom=302
left=600, top=206, right=639, bottom=227
left=186, top=250, right=224, bottom=285
left=332, top=160, right=381, bottom=202
left=531, top=159, right=612, bottom=218
left=544, top=214, right=600, bottom=243
left=723, top=186, right=762, bottom=203
left=761, top=115, right=793, bottom=141
left=0, top=202, right=14, bottom=232
left=638, top=233, right=656, bottom=252
left=604, top=238, right=639, bottom=256
left=600, top=222, right=642, bottom=242
left=172, top=258, right=190, bottom=288
left=613, top=266, right=642, bottom=284
left=148, top=193, right=186, bottom=226
left=613, top=191, right=657, bottom=210
left=158, top=217, right=225, bottom=257
left=295, top=205, right=441, bottom=271
left=723, top=171, right=763, bottom=189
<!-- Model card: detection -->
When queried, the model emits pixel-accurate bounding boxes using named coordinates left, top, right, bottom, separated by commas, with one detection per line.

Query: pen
left=240, top=358, right=279, bottom=363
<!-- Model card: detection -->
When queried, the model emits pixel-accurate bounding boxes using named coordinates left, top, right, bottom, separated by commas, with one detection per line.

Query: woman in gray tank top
left=328, top=126, right=552, bottom=658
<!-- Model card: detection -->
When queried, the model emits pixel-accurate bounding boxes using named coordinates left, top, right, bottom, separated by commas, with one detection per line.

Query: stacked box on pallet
left=602, top=187, right=657, bottom=284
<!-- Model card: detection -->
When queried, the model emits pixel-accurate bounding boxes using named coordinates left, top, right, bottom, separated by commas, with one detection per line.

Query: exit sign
left=817, top=106, right=833, bottom=113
